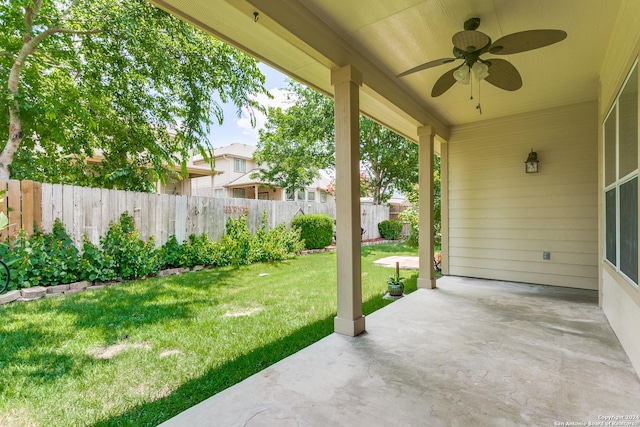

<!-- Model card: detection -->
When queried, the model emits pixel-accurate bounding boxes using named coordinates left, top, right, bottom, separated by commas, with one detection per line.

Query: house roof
left=225, top=168, right=331, bottom=191
left=148, top=0, right=622, bottom=144
left=213, top=143, right=256, bottom=160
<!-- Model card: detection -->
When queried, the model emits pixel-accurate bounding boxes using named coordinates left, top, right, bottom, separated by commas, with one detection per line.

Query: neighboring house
left=151, top=0, right=640, bottom=375
left=192, top=143, right=334, bottom=203
left=85, top=151, right=219, bottom=197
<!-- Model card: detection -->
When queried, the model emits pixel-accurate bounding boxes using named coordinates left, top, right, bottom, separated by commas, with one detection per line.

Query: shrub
left=250, top=211, right=304, bottom=262
left=1, top=230, right=35, bottom=289
left=79, top=235, right=116, bottom=282
left=181, top=233, right=216, bottom=268
left=220, top=215, right=252, bottom=266
left=101, top=211, right=158, bottom=280
left=378, top=220, right=403, bottom=240
left=158, top=235, right=184, bottom=270
left=37, top=220, right=80, bottom=285
left=291, top=214, right=333, bottom=249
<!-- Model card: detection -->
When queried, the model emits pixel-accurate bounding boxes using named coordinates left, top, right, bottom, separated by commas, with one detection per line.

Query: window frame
left=603, top=59, right=639, bottom=287
left=234, top=158, right=246, bottom=173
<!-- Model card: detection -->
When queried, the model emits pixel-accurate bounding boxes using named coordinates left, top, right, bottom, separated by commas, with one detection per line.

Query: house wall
left=598, top=0, right=640, bottom=376
left=446, top=101, right=598, bottom=289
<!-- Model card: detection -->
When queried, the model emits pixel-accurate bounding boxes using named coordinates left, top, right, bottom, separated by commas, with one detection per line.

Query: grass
left=0, top=243, right=421, bottom=427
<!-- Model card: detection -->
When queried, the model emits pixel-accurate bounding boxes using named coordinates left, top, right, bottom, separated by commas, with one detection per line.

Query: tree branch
left=24, top=0, right=43, bottom=35
left=0, top=51, right=12, bottom=57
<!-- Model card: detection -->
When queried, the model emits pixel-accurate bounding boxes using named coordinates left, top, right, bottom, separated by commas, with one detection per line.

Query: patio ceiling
left=149, top=0, right=621, bottom=142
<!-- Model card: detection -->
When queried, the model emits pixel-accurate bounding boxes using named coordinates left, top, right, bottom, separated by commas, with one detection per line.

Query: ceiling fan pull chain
left=470, top=76, right=474, bottom=100
left=476, top=81, right=483, bottom=115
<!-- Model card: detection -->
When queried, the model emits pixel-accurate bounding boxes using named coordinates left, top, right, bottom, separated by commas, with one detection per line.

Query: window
left=286, top=189, right=294, bottom=201
left=214, top=189, right=224, bottom=198
left=234, top=158, right=246, bottom=173
left=232, top=188, right=245, bottom=199
left=307, top=191, right=315, bottom=202
left=320, top=192, right=327, bottom=203
left=604, top=61, right=638, bottom=285
left=258, top=192, right=269, bottom=200
left=296, top=190, right=305, bottom=201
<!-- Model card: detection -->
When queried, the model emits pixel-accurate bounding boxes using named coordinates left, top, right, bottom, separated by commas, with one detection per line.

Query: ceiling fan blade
left=484, top=58, right=522, bottom=91
left=489, top=29, right=567, bottom=55
left=397, top=58, right=457, bottom=78
left=452, top=30, right=490, bottom=52
left=431, top=67, right=458, bottom=97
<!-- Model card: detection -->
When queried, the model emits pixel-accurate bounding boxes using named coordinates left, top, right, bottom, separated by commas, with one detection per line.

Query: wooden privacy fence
left=0, top=180, right=390, bottom=246
left=0, top=180, right=42, bottom=241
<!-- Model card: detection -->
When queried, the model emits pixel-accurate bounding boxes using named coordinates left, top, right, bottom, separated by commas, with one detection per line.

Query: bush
left=101, top=211, right=158, bottom=280
left=158, top=235, right=184, bottom=270
left=79, top=235, right=116, bottom=282
left=220, top=215, right=252, bottom=266
left=250, top=211, right=304, bottom=262
left=181, top=233, right=216, bottom=268
left=378, top=220, right=403, bottom=240
left=291, top=214, right=333, bottom=249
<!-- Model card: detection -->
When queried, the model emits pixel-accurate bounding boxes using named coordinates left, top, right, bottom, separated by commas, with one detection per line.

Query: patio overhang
left=146, top=0, right=640, bottom=375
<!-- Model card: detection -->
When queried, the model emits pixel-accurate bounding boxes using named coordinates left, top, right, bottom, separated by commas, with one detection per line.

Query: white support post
left=417, top=126, right=436, bottom=289
left=331, top=65, right=365, bottom=336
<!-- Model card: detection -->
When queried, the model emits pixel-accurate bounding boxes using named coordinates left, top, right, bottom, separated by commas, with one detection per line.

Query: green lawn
left=0, top=243, right=420, bottom=427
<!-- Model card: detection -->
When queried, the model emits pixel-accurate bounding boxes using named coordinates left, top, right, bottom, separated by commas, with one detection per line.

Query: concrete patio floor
left=161, top=276, right=640, bottom=426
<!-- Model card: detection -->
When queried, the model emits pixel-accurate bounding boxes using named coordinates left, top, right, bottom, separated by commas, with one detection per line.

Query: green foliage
left=398, top=155, right=441, bottom=248
left=1, top=0, right=268, bottom=189
left=100, top=212, right=158, bottom=279
left=255, top=80, right=419, bottom=203
left=253, top=81, right=335, bottom=192
left=34, top=220, right=80, bottom=286
left=291, top=214, right=333, bottom=250
left=250, top=211, right=304, bottom=262
left=1, top=230, right=34, bottom=290
left=79, top=235, right=116, bottom=282
left=0, top=211, right=305, bottom=289
left=220, top=215, right=253, bottom=266
left=181, top=234, right=218, bottom=268
left=378, top=220, right=403, bottom=240
left=158, top=235, right=184, bottom=270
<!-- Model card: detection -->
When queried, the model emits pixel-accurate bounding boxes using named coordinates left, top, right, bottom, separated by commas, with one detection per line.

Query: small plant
left=378, top=220, right=403, bottom=240
left=386, top=262, right=405, bottom=286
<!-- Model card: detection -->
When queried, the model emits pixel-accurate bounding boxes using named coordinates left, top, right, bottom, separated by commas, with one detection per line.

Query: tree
left=359, top=118, right=418, bottom=204
left=1, top=0, right=268, bottom=190
left=253, top=80, right=418, bottom=202
left=398, top=155, right=441, bottom=248
left=252, top=81, right=334, bottom=192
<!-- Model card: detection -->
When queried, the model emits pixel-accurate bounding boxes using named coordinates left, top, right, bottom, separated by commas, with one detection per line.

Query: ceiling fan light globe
left=453, top=67, right=471, bottom=84
left=472, top=62, right=490, bottom=80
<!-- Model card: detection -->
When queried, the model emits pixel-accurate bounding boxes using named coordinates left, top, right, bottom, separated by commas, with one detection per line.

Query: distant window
left=234, top=158, right=246, bottom=173
left=296, top=190, right=305, bottom=201
left=320, top=192, right=327, bottom=203
left=232, top=188, right=245, bottom=199
left=286, top=189, right=294, bottom=201
left=604, top=61, right=638, bottom=286
left=214, top=189, right=224, bottom=198
left=307, top=191, right=315, bottom=202
left=258, top=192, right=269, bottom=200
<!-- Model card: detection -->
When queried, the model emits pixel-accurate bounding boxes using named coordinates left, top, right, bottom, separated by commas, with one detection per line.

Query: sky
left=207, top=63, right=292, bottom=148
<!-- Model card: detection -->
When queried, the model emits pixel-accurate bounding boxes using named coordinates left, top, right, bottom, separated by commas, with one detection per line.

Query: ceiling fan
left=397, top=18, right=567, bottom=98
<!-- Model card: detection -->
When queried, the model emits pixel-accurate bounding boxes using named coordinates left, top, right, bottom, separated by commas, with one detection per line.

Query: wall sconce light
left=525, top=149, right=539, bottom=173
